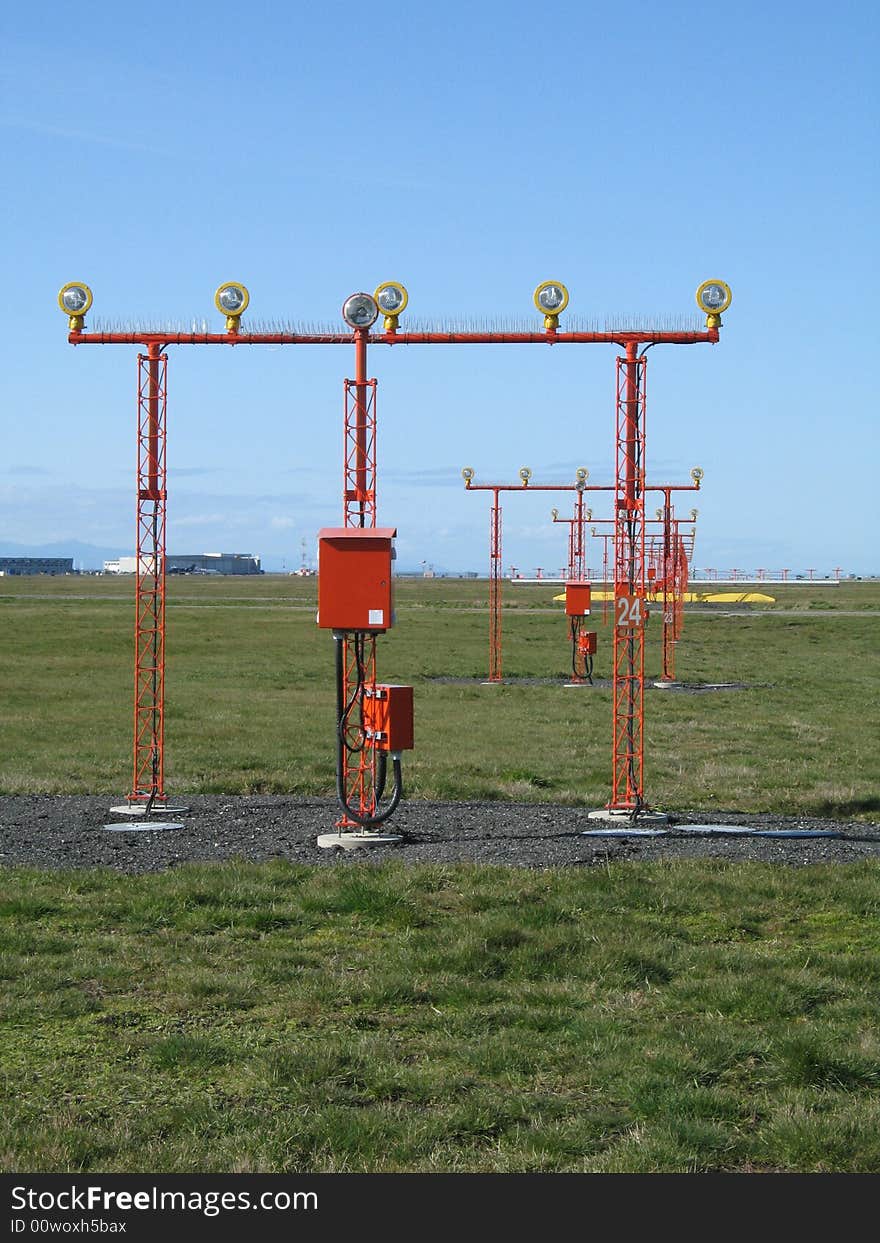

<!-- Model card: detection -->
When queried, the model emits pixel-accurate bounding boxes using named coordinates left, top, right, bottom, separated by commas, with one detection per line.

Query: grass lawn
left=0, top=576, right=877, bottom=816
left=2, top=859, right=880, bottom=1173
left=1, top=576, right=878, bottom=1173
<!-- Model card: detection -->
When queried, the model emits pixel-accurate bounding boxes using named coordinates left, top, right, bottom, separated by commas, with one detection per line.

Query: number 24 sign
left=615, top=594, right=644, bottom=630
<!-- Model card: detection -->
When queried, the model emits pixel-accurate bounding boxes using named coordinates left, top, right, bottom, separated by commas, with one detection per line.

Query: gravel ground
left=1, top=795, right=878, bottom=873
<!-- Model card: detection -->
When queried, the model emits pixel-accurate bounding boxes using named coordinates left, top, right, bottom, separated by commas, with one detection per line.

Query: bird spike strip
left=91, top=312, right=704, bottom=338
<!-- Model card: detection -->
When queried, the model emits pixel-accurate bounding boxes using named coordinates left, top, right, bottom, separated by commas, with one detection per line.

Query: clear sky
left=3, top=0, right=878, bottom=575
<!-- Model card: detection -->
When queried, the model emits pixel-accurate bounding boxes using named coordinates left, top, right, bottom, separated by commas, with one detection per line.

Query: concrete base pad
left=677, top=825, right=843, bottom=839
left=581, top=827, right=668, bottom=837
left=563, top=682, right=589, bottom=688
left=586, top=808, right=669, bottom=825
left=109, top=804, right=190, bottom=817
left=103, top=822, right=184, bottom=832
left=653, top=680, right=679, bottom=690
left=676, top=824, right=756, bottom=836
left=317, top=832, right=404, bottom=851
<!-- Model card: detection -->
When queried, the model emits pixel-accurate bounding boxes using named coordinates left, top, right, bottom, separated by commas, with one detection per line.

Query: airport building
left=104, top=553, right=261, bottom=575
left=0, top=557, right=74, bottom=575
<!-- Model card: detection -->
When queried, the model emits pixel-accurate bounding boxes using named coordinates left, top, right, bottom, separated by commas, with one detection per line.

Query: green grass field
left=1, top=575, right=879, bottom=1172
left=1, top=575, right=878, bottom=815
left=3, top=859, right=880, bottom=1172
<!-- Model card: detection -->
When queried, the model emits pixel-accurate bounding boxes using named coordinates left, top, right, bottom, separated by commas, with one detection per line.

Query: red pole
left=575, top=489, right=585, bottom=581
left=659, top=488, right=674, bottom=683
left=489, top=489, right=502, bottom=682
left=337, top=331, right=382, bottom=827
left=355, top=329, right=368, bottom=527
left=611, top=342, right=647, bottom=811
left=130, top=344, right=167, bottom=805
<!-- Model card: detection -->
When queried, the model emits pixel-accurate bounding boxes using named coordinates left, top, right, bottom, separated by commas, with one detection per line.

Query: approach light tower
left=462, top=467, right=606, bottom=682
left=651, top=493, right=700, bottom=686
left=60, top=275, right=730, bottom=828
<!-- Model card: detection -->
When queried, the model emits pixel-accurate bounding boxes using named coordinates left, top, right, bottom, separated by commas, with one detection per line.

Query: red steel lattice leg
left=343, top=377, right=377, bottom=527
left=673, top=525, right=687, bottom=646
left=573, top=489, right=586, bottom=582
left=489, top=491, right=502, bottom=681
left=659, top=500, right=675, bottom=683
left=337, top=330, right=381, bottom=828
left=610, top=345, right=647, bottom=811
left=130, top=346, right=167, bottom=804
left=336, top=633, right=378, bottom=829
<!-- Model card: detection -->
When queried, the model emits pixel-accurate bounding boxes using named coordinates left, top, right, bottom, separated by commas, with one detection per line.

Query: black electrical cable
left=374, top=751, right=388, bottom=802
left=333, top=632, right=404, bottom=829
left=570, top=617, right=580, bottom=680
left=334, top=747, right=404, bottom=828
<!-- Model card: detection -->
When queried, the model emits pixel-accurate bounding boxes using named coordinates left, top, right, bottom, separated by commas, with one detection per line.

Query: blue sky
left=3, top=0, right=877, bottom=574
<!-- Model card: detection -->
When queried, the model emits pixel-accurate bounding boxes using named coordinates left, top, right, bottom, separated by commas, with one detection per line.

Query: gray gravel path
left=1, top=796, right=878, bottom=873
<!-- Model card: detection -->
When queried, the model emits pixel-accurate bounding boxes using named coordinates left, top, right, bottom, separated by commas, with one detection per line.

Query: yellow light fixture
left=533, top=280, right=569, bottom=330
left=215, top=282, right=250, bottom=332
left=58, top=282, right=93, bottom=331
left=374, top=281, right=408, bottom=332
left=695, top=280, right=731, bottom=328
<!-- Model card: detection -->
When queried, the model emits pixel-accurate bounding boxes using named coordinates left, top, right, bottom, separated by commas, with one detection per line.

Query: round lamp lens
left=538, top=284, right=565, bottom=311
left=62, top=286, right=89, bottom=313
left=378, top=287, right=402, bottom=312
left=700, top=284, right=726, bottom=310
left=696, top=280, right=731, bottom=314
left=376, top=285, right=405, bottom=313
left=342, top=293, right=379, bottom=329
left=218, top=286, right=246, bottom=313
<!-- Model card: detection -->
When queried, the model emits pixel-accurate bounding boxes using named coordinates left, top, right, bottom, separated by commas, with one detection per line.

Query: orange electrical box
left=363, top=684, right=414, bottom=751
left=317, top=527, right=396, bottom=631
left=578, top=630, right=598, bottom=655
left=565, top=581, right=592, bottom=616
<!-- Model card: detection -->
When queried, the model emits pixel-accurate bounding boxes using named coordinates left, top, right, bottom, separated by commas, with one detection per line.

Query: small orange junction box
left=363, top=684, right=414, bottom=752
left=578, top=630, right=598, bottom=656
left=565, top=581, right=592, bottom=617
left=317, top=527, right=396, bottom=631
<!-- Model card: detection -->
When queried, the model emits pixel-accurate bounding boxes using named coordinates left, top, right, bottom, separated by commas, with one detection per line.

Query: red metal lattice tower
left=489, top=490, right=502, bottom=681
left=465, top=475, right=608, bottom=682
left=130, top=345, right=168, bottom=804
left=658, top=516, right=689, bottom=684
left=551, top=490, right=588, bottom=582
left=611, top=345, right=647, bottom=811
left=337, top=330, right=382, bottom=827
left=655, top=493, right=688, bottom=684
